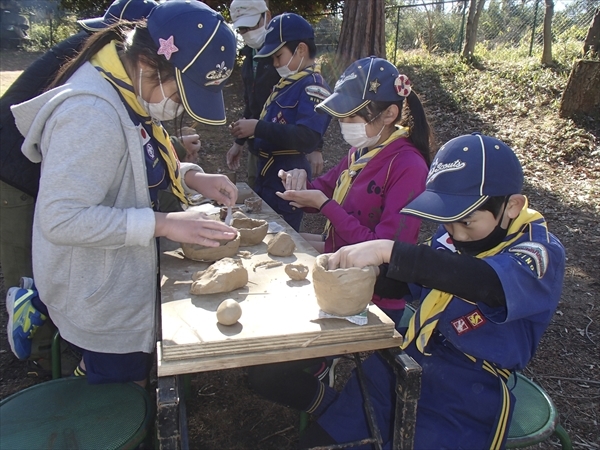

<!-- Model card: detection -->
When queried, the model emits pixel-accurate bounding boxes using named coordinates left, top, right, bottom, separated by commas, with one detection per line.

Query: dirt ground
left=0, top=48, right=598, bottom=449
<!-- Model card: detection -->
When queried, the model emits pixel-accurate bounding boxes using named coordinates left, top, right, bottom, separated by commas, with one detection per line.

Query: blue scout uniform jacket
left=317, top=216, right=565, bottom=449
left=252, top=69, right=331, bottom=230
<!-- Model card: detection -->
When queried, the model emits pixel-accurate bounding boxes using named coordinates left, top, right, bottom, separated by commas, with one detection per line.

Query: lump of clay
left=232, top=211, right=248, bottom=220
left=190, top=257, right=248, bottom=294
left=285, top=263, right=309, bottom=281
left=182, top=234, right=240, bottom=262
left=219, top=206, right=242, bottom=221
left=231, top=217, right=268, bottom=246
left=312, top=253, right=377, bottom=316
left=216, top=299, right=242, bottom=325
left=244, top=196, right=262, bottom=213
left=267, top=232, right=295, bottom=256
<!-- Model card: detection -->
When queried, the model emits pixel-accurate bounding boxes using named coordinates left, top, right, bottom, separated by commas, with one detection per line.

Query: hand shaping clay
left=231, top=217, right=268, bottom=246
left=181, top=234, right=240, bottom=262
left=267, top=232, right=296, bottom=256
left=312, top=253, right=377, bottom=316
left=190, top=257, right=248, bottom=294
left=216, top=299, right=242, bottom=325
left=285, top=263, right=309, bottom=280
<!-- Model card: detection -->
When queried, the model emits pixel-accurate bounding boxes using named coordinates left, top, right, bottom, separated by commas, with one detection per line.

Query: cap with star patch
left=147, top=0, right=236, bottom=125
left=316, top=56, right=412, bottom=118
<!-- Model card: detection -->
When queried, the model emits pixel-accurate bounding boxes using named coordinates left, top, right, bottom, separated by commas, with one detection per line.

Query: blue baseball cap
left=254, top=13, right=314, bottom=58
left=147, top=1, right=236, bottom=125
left=78, top=0, right=158, bottom=32
left=316, top=56, right=412, bottom=118
left=401, top=133, right=524, bottom=223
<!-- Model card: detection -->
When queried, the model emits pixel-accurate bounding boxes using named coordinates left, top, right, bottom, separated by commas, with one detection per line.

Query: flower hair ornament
left=394, top=74, right=411, bottom=97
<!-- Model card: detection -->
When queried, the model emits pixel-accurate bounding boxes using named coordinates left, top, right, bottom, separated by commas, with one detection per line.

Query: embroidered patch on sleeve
left=451, top=317, right=472, bottom=335
left=466, top=310, right=486, bottom=329
left=305, top=85, right=331, bottom=101
left=508, top=242, right=549, bottom=279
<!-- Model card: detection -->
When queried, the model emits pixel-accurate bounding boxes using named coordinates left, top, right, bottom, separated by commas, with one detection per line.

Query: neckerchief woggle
left=323, top=126, right=409, bottom=239
left=90, top=41, right=188, bottom=206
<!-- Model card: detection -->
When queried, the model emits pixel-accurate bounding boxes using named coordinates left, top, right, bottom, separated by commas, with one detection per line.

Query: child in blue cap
left=297, top=133, right=566, bottom=449
left=229, top=12, right=332, bottom=231
left=9, top=1, right=239, bottom=385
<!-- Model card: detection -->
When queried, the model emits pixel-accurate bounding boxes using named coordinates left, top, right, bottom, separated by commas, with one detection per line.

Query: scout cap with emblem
left=78, top=0, right=158, bottom=32
left=254, top=12, right=314, bottom=58
left=401, top=133, right=524, bottom=223
left=230, top=0, right=268, bottom=30
left=147, top=0, right=236, bottom=125
left=316, top=56, right=412, bottom=118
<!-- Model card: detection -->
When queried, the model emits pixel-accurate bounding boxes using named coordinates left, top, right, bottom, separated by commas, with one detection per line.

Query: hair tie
left=394, top=74, right=411, bottom=97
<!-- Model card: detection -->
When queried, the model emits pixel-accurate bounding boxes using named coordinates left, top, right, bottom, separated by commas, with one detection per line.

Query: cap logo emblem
left=394, top=74, right=411, bottom=97
left=334, top=72, right=357, bottom=90
left=205, top=61, right=232, bottom=86
left=369, top=79, right=381, bottom=93
left=427, top=159, right=466, bottom=183
left=157, top=36, right=179, bottom=60
left=265, top=25, right=274, bottom=35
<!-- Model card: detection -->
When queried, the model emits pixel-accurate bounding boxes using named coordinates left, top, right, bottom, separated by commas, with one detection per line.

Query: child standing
left=301, top=133, right=566, bottom=449
left=229, top=13, right=331, bottom=231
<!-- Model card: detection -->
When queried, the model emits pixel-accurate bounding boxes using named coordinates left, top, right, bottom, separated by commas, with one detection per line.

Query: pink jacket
left=309, top=137, right=428, bottom=310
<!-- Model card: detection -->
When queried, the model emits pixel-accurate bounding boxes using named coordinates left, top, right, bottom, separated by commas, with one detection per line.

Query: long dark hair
left=356, top=92, right=434, bottom=166
left=48, top=21, right=175, bottom=91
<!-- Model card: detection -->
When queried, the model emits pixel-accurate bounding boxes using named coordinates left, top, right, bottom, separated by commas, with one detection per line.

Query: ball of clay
left=285, top=263, right=309, bottom=281
left=231, top=217, right=268, bottom=246
left=181, top=234, right=240, bottom=262
left=312, top=253, right=377, bottom=316
left=267, top=232, right=296, bottom=257
left=216, top=299, right=242, bottom=326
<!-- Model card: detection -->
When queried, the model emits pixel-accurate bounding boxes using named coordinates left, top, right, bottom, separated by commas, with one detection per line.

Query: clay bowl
left=181, top=234, right=241, bottom=262
left=312, top=253, right=377, bottom=316
left=231, top=217, right=268, bottom=246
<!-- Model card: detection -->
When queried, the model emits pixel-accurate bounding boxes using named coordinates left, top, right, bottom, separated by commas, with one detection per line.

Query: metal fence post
left=529, top=0, right=540, bottom=57
left=394, top=6, right=401, bottom=65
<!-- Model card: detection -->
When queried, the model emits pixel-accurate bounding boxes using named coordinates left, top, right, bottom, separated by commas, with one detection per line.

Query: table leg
left=156, top=375, right=190, bottom=450
left=380, top=348, right=422, bottom=450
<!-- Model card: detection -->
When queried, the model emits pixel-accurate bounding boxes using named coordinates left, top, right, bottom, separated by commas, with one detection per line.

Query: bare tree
left=336, top=0, right=386, bottom=71
left=541, top=0, right=554, bottom=65
left=461, top=0, right=486, bottom=60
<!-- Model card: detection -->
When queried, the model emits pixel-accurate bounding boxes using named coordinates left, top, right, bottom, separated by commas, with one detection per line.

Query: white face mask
left=276, top=49, right=304, bottom=79
left=242, top=23, right=267, bottom=49
left=137, top=69, right=184, bottom=121
left=339, top=119, right=385, bottom=149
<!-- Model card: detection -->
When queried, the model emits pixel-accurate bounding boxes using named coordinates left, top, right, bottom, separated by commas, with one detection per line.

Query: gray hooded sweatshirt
left=11, top=62, right=159, bottom=354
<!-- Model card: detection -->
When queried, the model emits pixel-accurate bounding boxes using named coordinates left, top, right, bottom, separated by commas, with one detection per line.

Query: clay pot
left=244, top=196, right=263, bottom=213
left=231, top=217, right=268, bottom=246
left=285, top=263, right=309, bottom=281
left=219, top=206, right=242, bottom=221
left=181, top=234, right=241, bottom=262
left=312, top=253, right=377, bottom=316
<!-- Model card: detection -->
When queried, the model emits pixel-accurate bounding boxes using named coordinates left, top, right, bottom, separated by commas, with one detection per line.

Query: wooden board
left=158, top=185, right=399, bottom=376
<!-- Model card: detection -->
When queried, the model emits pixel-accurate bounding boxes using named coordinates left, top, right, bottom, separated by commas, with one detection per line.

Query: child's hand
left=227, top=143, right=244, bottom=170
left=185, top=172, right=238, bottom=207
left=306, top=150, right=324, bottom=176
left=278, top=168, right=307, bottom=191
left=180, top=134, right=201, bottom=157
left=229, top=119, right=258, bottom=139
left=276, top=189, right=328, bottom=210
left=327, top=240, right=395, bottom=269
left=154, top=210, right=237, bottom=246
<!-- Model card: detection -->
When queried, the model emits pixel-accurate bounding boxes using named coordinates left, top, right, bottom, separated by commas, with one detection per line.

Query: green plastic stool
left=0, top=377, right=153, bottom=450
left=507, top=373, right=572, bottom=449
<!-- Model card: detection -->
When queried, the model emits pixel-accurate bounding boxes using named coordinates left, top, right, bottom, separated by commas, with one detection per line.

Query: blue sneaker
left=6, top=287, right=47, bottom=360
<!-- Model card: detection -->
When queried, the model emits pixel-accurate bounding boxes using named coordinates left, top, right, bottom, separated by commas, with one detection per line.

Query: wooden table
left=155, top=183, right=420, bottom=450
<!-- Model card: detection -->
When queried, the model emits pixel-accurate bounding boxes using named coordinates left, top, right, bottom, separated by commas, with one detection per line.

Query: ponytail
left=404, top=91, right=434, bottom=166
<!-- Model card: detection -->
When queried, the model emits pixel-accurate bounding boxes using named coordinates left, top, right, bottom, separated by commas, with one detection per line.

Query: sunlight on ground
left=0, top=70, right=24, bottom=96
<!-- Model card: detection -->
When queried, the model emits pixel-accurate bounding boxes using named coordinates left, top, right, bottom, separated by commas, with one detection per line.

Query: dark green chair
left=0, top=377, right=153, bottom=450
left=507, top=373, right=572, bottom=449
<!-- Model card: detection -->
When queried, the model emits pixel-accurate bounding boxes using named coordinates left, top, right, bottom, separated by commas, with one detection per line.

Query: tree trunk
left=559, top=60, right=600, bottom=117
left=462, top=0, right=486, bottom=60
left=582, top=8, right=600, bottom=56
left=336, top=0, right=386, bottom=72
left=541, top=0, right=554, bottom=65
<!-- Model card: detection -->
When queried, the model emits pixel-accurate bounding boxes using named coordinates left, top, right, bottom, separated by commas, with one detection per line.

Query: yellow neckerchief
left=90, top=41, right=188, bottom=206
left=258, top=63, right=320, bottom=120
left=401, top=198, right=544, bottom=355
left=323, top=126, right=409, bottom=239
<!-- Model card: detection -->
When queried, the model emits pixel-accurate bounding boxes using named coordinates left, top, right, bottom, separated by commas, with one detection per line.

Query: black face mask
left=451, top=224, right=508, bottom=256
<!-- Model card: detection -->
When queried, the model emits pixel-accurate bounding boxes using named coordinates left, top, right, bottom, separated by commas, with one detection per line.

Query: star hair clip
left=394, top=74, right=411, bottom=97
